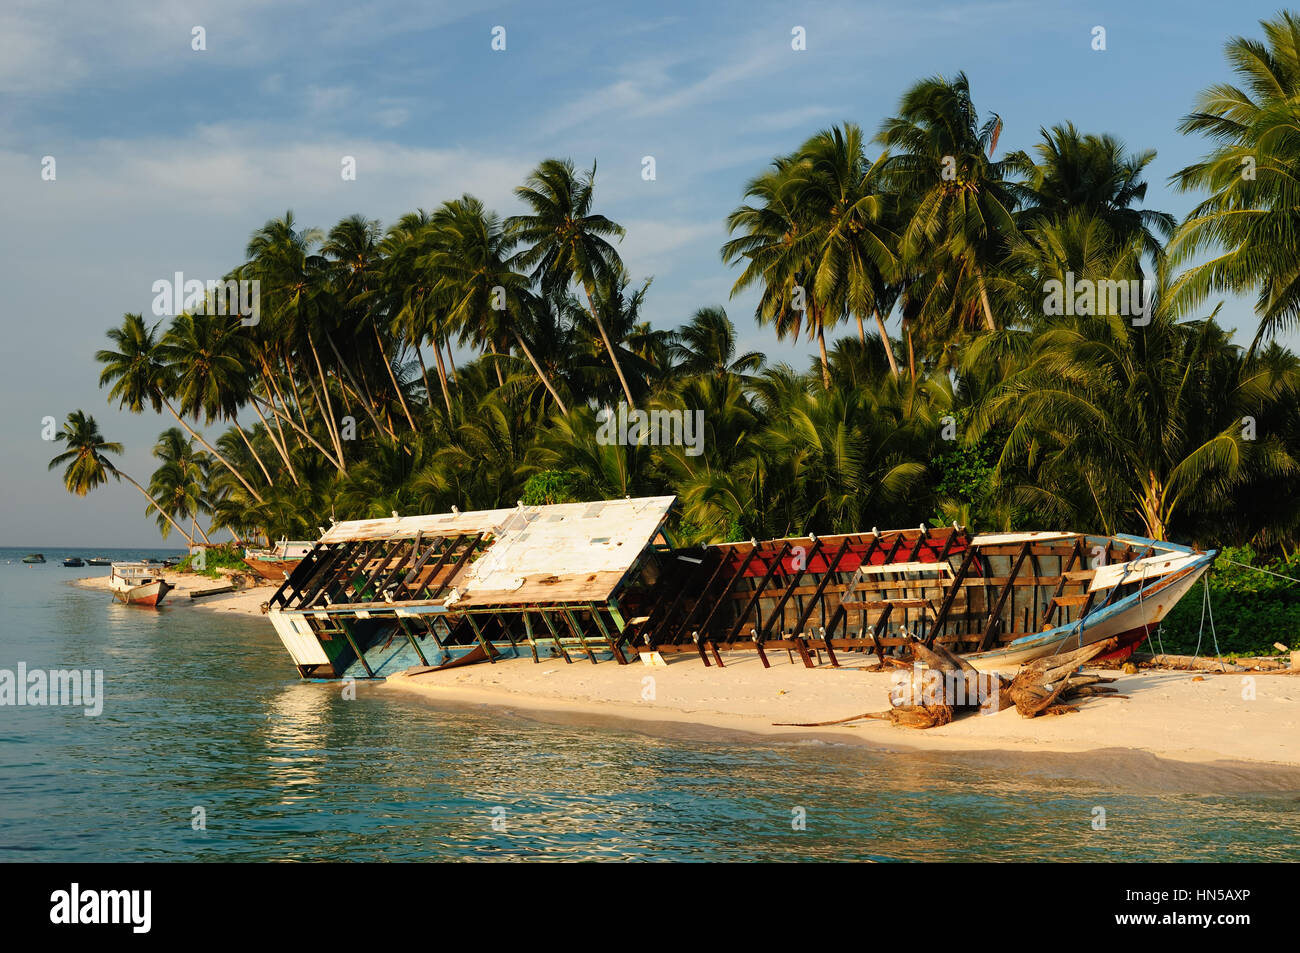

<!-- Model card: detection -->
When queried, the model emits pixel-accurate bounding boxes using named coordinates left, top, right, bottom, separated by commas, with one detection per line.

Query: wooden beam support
left=978, top=541, right=1032, bottom=652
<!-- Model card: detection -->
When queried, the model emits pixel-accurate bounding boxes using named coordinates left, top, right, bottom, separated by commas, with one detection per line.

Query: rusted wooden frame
left=1046, top=539, right=1084, bottom=626
left=463, top=613, right=497, bottom=664
left=723, top=541, right=792, bottom=645
left=758, top=539, right=823, bottom=642
left=390, top=534, right=447, bottom=602
left=356, top=540, right=402, bottom=600
left=881, top=531, right=907, bottom=566
left=270, top=544, right=322, bottom=607
left=562, top=608, right=599, bottom=664
left=588, top=603, right=628, bottom=664
left=288, top=543, right=350, bottom=608
left=416, top=533, right=466, bottom=599
left=790, top=633, right=813, bottom=668
left=789, top=539, right=853, bottom=641
left=317, top=539, right=381, bottom=607
left=924, top=543, right=979, bottom=648
left=671, top=545, right=762, bottom=645
left=374, top=537, right=421, bottom=600
left=870, top=603, right=894, bottom=662
left=519, top=611, right=540, bottom=662
left=645, top=549, right=724, bottom=647
left=336, top=616, right=374, bottom=677
left=907, top=526, right=929, bottom=561
left=394, top=615, right=430, bottom=666
left=428, top=534, right=484, bottom=599
left=537, top=609, right=573, bottom=663
left=691, top=631, right=711, bottom=667
left=978, top=541, right=1032, bottom=652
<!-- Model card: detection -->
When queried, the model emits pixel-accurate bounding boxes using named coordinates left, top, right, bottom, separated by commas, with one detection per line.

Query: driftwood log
left=774, top=637, right=1127, bottom=729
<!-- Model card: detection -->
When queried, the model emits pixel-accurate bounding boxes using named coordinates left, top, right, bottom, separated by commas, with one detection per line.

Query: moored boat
left=244, top=538, right=313, bottom=581
left=109, top=562, right=174, bottom=607
left=22, top=553, right=45, bottom=564
left=85, top=557, right=112, bottom=566
left=62, top=556, right=84, bottom=567
left=264, top=497, right=1213, bottom=679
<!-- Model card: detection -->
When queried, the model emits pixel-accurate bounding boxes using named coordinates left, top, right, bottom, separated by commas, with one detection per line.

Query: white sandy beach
left=382, top=650, right=1300, bottom=781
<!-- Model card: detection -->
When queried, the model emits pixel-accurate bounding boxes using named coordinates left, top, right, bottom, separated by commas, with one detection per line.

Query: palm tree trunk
left=856, top=313, right=866, bottom=343
left=233, top=419, right=274, bottom=485
left=247, top=388, right=298, bottom=485
left=583, top=284, right=637, bottom=406
left=430, top=337, right=454, bottom=418
left=161, top=402, right=264, bottom=504
left=251, top=395, right=345, bottom=472
left=326, top=333, right=396, bottom=442
left=873, top=310, right=900, bottom=376
left=415, top=347, right=434, bottom=408
left=974, top=264, right=997, bottom=332
left=114, top=467, right=193, bottom=544
left=510, top=326, right=569, bottom=414
left=305, top=334, right=347, bottom=471
left=816, top=325, right=832, bottom=389
left=372, top=322, right=418, bottom=431
left=905, top=321, right=917, bottom=382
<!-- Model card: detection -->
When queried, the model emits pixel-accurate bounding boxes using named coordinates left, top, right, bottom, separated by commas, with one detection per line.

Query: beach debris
left=774, top=637, right=1126, bottom=729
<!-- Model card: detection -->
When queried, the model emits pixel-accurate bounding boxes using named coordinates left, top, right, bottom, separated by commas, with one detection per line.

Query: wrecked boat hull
left=264, top=498, right=1214, bottom=679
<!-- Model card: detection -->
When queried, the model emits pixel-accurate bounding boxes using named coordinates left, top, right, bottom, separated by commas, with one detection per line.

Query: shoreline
left=381, top=653, right=1300, bottom=792
left=71, top=572, right=278, bottom=615
left=69, top=571, right=1300, bottom=788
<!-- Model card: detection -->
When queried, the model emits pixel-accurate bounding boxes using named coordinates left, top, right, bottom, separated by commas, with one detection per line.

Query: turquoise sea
left=1, top=547, right=1297, bottom=861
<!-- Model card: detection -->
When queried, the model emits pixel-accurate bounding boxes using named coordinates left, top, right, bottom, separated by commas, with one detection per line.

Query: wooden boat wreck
left=109, top=562, right=174, bottom=607
left=266, top=496, right=1214, bottom=680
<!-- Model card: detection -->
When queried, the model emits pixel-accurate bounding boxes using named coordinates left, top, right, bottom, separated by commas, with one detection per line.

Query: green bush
left=1154, top=546, right=1300, bottom=656
left=176, top=543, right=249, bottom=579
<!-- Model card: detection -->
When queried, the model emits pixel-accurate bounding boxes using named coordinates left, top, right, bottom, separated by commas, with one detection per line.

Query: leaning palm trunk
left=247, top=382, right=299, bottom=485
left=372, top=322, right=417, bottom=432
left=430, top=338, right=454, bottom=418
left=251, top=395, right=345, bottom=472
left=305, top=335, right=347, bottom=471
left=233, top=419, right=274, bottom=486
left=113, top=467, right=193, bottom=544
left=873, top=309, right=900, bottom=377
left=162, top=401, right=264, bottom=504
left=974, top=264, right=997, bottom=332
left=583, top=284, right=637, bottom=406
left=510, top=325, right=569, bottom=414
left=326, top=333, right=397, bottom=442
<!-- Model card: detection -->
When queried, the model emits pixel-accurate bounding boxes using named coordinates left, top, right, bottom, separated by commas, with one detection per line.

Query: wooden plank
left=979, top=542, right=1032, bottom=652
left=925, top=540, right=976, bottom=648
left=722, top=542, right=792, bottom=644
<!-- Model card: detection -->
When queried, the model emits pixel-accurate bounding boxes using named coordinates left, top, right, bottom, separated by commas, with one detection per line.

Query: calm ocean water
left=0, top=546, right=1297, bottom=862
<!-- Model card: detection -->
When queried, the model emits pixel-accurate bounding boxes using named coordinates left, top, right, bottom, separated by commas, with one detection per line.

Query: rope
left=1217, top=557, right=1300, bottom=586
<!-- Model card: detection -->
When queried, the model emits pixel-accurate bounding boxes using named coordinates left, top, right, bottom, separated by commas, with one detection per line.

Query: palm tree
left=790, top=124, right=902, bottom=374
left=148, top=428, right=211, bottom=543
left=507, top=158, right=635, bottom=405
left=669, top=306, right=764, bottom=380
left=878, top=72, right=1024, bottom=334
left=723, top=155, right=840, bottom=386
left=96, top=313, right=266, bottom=503
left=1015, top=123, right=1175, bottom=262
left=49, top=411, right=192, bottom=542
left=1170, top=11, right=1300, bottom=350
left=426, top=196, right=569, bottom=412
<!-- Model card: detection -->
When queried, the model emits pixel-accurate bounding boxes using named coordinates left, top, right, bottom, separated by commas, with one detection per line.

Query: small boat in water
left=85, top=557, right=112, bottom=566
left=62, top=557, right=85, bottom=567
left=244, top=538, right=313, bottom=581
left=266, top=497, right=1214, bottom=680
left=22, top=553, right=45, bottom=564
left=109, top=562, right=174, bottom=607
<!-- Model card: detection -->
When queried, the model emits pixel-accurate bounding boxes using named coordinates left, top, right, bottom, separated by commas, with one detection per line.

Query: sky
left=1, top=0, right=1291, bottom=547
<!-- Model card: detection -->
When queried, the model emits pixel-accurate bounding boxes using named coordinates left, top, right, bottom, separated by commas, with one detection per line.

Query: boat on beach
left=22, top=553, right=45, bottom=564
left=109, top=562, right=174, bottom=607
left=264, top=497, right=1213, bottom=680
left=244, top=539, right=313, bottom=581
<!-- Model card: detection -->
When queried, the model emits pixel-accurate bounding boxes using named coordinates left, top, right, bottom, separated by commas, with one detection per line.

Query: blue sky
left=1, top=0, right=1290, bottom=546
